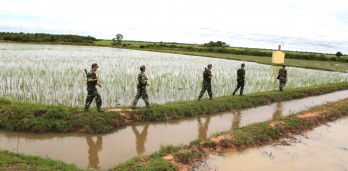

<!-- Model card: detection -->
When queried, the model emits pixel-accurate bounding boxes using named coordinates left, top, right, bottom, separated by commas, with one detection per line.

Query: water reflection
left=197, top=116, right=211, bottom=139
left=131, top=124, right=149, bottom=155
left=86, top=136, right=102, bottom=169
left=232, top=110, right=242, bottom=129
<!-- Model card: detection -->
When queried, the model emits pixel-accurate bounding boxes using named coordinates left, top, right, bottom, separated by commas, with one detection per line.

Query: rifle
left=84, top=69, right=88, bottom=76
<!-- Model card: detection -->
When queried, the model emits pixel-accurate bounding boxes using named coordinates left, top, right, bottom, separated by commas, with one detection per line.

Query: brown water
left=195, top=117, right=348, bottom=171
left=1, top=90, right=348, bottom=170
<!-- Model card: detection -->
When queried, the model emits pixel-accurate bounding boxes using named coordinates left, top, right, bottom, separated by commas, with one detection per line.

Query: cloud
left=0, top=0, right=347, bottom=53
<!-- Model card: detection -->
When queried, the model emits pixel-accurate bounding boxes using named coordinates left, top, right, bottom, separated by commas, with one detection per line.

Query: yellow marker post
left=272, top=45, right=285, bottom=64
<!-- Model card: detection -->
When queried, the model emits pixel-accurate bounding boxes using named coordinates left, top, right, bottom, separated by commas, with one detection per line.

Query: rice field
left=1, top=43, right=347, bottom=107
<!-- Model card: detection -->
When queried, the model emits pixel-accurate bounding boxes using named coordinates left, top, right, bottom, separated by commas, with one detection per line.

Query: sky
left=0, top=0, right=348, bottom=53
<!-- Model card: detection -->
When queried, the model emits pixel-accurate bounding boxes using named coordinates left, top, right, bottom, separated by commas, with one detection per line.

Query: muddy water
left=0, top=90, right=348, bottom=170
left=195, top=117, right=348, bottom=171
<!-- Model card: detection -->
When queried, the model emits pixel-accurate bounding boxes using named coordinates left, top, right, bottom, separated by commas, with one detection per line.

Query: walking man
left=132, top=65, right=151, bottom=109
left=84, top=63, right=104, bottom=113
left=198, top=64, right=213, bottom=100
left=278, top=64, right=288, bottom=91
left=233, top=63, right=246, bottom=96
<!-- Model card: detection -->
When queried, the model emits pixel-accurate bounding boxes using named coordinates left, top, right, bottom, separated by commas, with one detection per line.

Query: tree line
left=0, top=32, right=96, bottom=44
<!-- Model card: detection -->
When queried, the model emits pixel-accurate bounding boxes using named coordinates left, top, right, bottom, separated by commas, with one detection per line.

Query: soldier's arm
left=141, top=75, right=147, bottom=85
left=87, top=73, right=98, bottom=82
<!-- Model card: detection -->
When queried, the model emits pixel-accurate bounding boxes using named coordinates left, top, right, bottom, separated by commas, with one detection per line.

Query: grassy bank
left=0, top=99, right=125, bottom=133
left=1, top=82, right=348, bottom=133
left=133, top=82, right=348, bottom=121
left=0, top=150, right=82, bottom=171
left=113, top=98, right=348, bottom=171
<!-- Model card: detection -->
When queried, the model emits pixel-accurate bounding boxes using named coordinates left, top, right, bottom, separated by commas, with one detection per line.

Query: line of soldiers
left=83, top=63, right=288, bottom=112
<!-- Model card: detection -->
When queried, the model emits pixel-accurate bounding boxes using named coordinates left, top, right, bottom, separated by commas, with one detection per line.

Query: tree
left=116, top=34, right=123, bottom=44
left=336, top=51, right=343, bottom=59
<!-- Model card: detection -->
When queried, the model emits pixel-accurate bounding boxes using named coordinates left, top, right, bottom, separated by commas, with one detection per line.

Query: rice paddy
left=1, top=43, right=347, bottom=107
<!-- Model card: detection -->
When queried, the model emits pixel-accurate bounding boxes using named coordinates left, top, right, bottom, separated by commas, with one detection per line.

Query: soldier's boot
left=97, top=106, right=105, bottom=113
left=208, top=93, right=213, bottom=100
left=198, top=95, right=203, bottom=101
left=145, top=101, right=152, bottom=108
left=240, top=90, right=244, bottom=96
left=279, top=87, right=283, bottom=91
left=84, top=105, right=90, bottom=113
left=233, top=91, right=236, bottom=96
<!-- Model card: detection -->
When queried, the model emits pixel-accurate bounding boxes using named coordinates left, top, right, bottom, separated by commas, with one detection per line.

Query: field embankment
left=1, top=82, right=348, bottom=133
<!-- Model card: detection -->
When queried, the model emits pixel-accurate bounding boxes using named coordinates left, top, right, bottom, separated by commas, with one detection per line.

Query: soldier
left=132, top=65, right=151, bottom=109
left=84, top=63, right=104, bottom=113
left=278, top=64, right=288, bottom=91
left=198, top=64, right=213, bottom=101
left=233, top=63, right=245, bottom=96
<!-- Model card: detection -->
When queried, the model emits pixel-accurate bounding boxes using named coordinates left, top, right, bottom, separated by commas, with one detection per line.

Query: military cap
left=207, top=64, right=212, bottom=68
left=91, top=63, right=99, bottom=68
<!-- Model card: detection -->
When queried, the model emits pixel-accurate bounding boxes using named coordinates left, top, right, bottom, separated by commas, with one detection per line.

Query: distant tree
left=336, top=51, right=343, bottom=59
left=116, top=34, right=123, bottom=44
left=203, top=41, right=229, bottom=47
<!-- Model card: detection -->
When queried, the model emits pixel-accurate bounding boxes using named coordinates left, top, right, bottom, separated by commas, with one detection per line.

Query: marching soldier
left=198, top=64, right=213, bottom=100
left=132, top=65, right=151, bottom=109
left=233, top=63, right=245, bottom=96
left=278, top=64, right=288, bottom=91
left=84, top=63, right=104, bottom=113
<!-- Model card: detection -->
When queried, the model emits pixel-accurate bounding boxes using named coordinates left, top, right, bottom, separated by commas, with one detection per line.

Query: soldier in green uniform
left=198, top=64, right=213, bottom=101
left=132, top=65, right=151, bottom=109
left=278, top=64, right=288, bottom=91
left=84, top=63, right=104, bottom=113
left=233, top=63, right=246, bottom=96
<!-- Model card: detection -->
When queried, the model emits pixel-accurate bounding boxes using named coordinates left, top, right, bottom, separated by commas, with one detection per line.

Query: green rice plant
left=1, top=43, right=348, bottom=107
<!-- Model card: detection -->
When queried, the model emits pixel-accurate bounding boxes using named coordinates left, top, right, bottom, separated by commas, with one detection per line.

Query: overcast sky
left=0, top=0, right=347, bottom=53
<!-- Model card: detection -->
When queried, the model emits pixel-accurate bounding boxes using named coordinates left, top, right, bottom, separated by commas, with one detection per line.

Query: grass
left=0, top=150, right=83, bottom=171
left=111, top=98, right=348, bottom=170
left=1, top=82, right=348, bottom=133
left=0, top=98, right=124, bottom=133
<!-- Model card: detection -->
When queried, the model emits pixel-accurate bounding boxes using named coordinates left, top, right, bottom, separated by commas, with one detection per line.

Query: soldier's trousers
left=84, top=89, right=102, bottom=109
left=132, top=87, right=150, bottom=107
left=234, top=81, right=244, bottom=95
left=279, top=79, right=286, bottom=89
left=198, top=81, right=213, bottom=99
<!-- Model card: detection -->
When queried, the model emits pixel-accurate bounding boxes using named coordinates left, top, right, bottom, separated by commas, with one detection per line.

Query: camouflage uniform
left=132, top=72, right=150, bottom=108
left=233, top=68, right=245, bottom=95
left=278, top=68, right=287, bottom=91
left=84, top=70, right=102, bottom=111
left=198, top=68, right=213, bottom=100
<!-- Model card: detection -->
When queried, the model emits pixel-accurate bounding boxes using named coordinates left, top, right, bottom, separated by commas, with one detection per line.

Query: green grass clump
left=0, top=150, right=82, bottom=171
left=173, top=151, right=194, bottom=164
left=112, top=156, right=177, bottom=171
